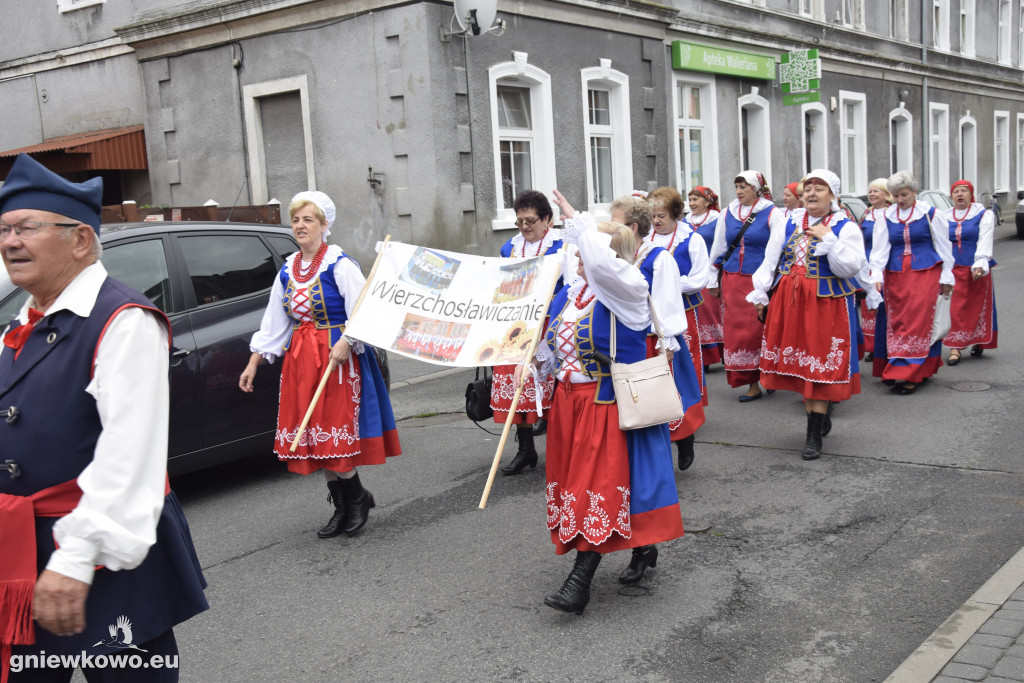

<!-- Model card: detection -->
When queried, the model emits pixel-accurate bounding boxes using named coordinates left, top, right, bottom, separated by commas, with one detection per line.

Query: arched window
left=488, top=53, right=556, bottom=230
left=801, top=102, right=828, bottom=175
left=581, top=61, right=632, bottom=216
left=839, top=91, right=868, bottom=194
left=738, top=88, right=772, bottom=189
left=958, top=114, right=977, bottom=185
left=888, top=106, right=914, bottom=175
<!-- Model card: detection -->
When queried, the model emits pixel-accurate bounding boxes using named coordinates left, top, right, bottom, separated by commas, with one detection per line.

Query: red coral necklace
left=293, top=242, right=328, bottom=284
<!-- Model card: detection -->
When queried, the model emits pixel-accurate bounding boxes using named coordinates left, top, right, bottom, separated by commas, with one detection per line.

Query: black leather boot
left=618, top=545, right=658, bottom=583
left=676, top=436, right=695, bottom=471
left=544, top=551, right=602, bottom=614
left=802, top=412, right=826, bottom=461
left=821, top=401, right=834, bottom=437
left=339, top=472, right=375, bottom=534
left=317, top=480, right=347, bottom=538
left=502, top=427, right=538, bottom=475
left=533, top=418, right=547, bottom=436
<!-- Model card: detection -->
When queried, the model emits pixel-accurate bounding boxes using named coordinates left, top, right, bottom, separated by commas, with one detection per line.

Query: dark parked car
left=838, top=193, right=869, bottom=223
left=0, top=221, right=388, bottom=475
left=918, top=189, right=954, bottom=213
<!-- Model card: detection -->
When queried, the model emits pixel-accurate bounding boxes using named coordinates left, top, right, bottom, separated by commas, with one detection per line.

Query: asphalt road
left=167, top=232, right=1024, bottom=682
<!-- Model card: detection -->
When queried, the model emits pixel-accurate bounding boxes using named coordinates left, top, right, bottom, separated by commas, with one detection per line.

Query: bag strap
left=609, top=294, right=663, bottom=363
left=717, top=208, right=761, bottom=277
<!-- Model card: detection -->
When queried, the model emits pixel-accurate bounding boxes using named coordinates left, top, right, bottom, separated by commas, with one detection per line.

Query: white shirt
left=1, top=262, right=169, bottom=585
left=869, top=200, right=956, bottom=286
left=944, top=202, right=995, bottom=274
left=249, top=245, right=366, bottom=363
left=747, top=209, right=867, bottom=305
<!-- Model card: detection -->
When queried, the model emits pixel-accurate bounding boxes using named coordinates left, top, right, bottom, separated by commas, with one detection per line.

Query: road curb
left=389, top=366, right=470, bottom=390
left=885, top=544, right=1024, bottom=682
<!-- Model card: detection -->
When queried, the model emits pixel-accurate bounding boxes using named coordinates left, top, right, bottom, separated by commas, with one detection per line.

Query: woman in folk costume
left=685, top=186, right=724, bottom=368
left=748, top=170, right=867, bottom=460
left=707, top=171, right=788, bottom=402
left=643, top=188, right=708, bottom=471
left=858, top=178, right=893, bottom=362
left=943, top=179, right=998, bottom=365
left=782, top=181, right=803, bottom=218
left=521, top=220, right=683, bottom=614
left=867, top=171, right=955, bottom=395
left=492, top=190, right=561, bottom=475
left=240, top=191, right=400, bottom=538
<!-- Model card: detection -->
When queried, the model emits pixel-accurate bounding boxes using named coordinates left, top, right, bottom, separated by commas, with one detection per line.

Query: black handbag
left=465, top=367, right=493, bottom=422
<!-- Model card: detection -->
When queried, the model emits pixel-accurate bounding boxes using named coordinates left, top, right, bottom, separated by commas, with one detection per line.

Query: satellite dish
left=453, top=0, right=497, bottom=36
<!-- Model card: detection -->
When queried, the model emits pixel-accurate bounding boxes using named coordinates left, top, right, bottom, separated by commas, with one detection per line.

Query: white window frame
left=960, top=0, right=975, bottom=57
left=799, top=0, right=824, bottom=20
left=800, top=102, right=828, bottom=175
left=929, top=102, right=950, bottom=191
left=958, top=113, right=977, bottom=186
left=673, top=73, right=719, bottom=198
left=58, top=0, right=104, bottom=12
left=839, top=91, right=868, bottom=194
left=998, top=0, right=1012, bottom=65
left=841, top=0, right=865, bottom=30
left=242, top=75, right=316, bottom=205
left=932, top=0, right=950, bottom=51
left=1019, top=5, right=1024, bottom=69
left=891, top=0, right=910, bottom=41
left=889, top=105, right=914, bottom=175
left=737, top=88, right=772, bottom=191
left=488, top=53, right=556, bottom=231
left=1016, top=114, right=1024, bottom=191
left=581, top=61, right=632, bottom=217
left=995, top=110, right=1010, bottom=192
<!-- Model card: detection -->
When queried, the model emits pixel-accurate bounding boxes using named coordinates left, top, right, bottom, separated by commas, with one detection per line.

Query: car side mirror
left=1018, top=190, right=1024, bottom=201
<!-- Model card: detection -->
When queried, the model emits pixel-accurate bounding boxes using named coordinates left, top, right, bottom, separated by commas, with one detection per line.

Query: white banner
left=344, top=241, right=563, bottom=367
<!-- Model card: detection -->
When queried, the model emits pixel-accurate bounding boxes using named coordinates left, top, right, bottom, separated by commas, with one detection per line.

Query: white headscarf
left=291, top=190, right=336, bottom=241
left=804, top=169, right=842, bottom=212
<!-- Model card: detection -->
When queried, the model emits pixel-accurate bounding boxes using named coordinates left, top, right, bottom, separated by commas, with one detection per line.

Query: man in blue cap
left=0, top=154, right=207, bottom=681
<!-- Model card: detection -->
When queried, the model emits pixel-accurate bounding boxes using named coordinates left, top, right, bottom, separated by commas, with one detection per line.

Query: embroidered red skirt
left=721, top=272, right=764, bottom=387
left=545, top=382, right=684, bottom=555
left=874, top=263, right=943, bottom=383
left=275, top=323, right=400, bottom=475
left=759, top=267, right=861, bottom=402
left=860, top=300, right=876, bottom=355
left=696, top=289, right=724, bottom=365
left=945, top=264, right=997, bottom=350
left=490, top=364, right=554, bottom=424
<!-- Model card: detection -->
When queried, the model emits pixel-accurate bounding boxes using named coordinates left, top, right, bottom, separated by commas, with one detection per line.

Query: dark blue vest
left=0, top=277, right=208, bottom=655
left=544, top=285, right=647, bottom=403
left=777, top=216, right=859, bottom=297
left=717, top=207, right=775, bottom=274
left=884, top=206, right=942, bottom=272
left=859, top=213, right=876, bottom=259
left=948, top=210, right=996, bottom=268
left=280, top=250, right=360, bottom=347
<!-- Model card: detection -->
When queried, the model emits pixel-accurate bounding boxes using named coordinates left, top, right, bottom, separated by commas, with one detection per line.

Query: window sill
left=59, top=0, right=104, bottom=13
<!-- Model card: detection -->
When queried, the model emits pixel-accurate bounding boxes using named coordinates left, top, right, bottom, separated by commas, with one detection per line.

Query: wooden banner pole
left=478, top=258, right=564, bottom=509
left=289, top=236, right=392, bottom=453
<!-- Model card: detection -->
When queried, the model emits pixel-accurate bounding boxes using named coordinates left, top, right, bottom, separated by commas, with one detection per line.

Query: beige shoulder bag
left=609, top=295, right=685, bottom=430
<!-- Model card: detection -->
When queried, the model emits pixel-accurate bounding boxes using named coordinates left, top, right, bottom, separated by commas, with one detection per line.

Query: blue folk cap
left=0, top=153, right=103, bottom=233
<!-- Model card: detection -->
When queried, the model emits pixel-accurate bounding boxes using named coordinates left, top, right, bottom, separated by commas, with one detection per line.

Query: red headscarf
left=950, top=179, right=975, bottom=203
left=690, top=186, right=719, bottom=211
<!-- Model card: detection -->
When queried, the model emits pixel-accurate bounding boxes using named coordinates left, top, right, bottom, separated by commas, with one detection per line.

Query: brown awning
left=0, top=125, right=148, bottom=177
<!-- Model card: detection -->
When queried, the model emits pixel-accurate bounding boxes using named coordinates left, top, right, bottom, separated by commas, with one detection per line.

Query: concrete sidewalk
left=887, top=547, right=1024, bottom=682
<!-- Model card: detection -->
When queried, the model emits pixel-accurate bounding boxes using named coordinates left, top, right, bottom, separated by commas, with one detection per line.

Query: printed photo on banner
left=392, top=313, right=471, bottom=363
left=493, top=258, right=541, bottom=303
left=399, top=247, right=461, bottom=294
left=343, top=241, right=562, bottom=368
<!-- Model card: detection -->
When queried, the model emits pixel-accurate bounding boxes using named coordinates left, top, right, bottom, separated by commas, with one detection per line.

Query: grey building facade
left=2, top=0, right=1022, bottom=266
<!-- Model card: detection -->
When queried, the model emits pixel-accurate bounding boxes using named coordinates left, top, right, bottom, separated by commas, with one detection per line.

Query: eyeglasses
left=514, top=216, right=542, bottom=228
left=0, top=221, right=81, bottom=240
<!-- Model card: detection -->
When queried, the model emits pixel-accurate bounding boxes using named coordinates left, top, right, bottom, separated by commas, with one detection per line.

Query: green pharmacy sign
left=780, top=49, right=821, bottom=105
left=671, top=41, right=776, bottom=80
